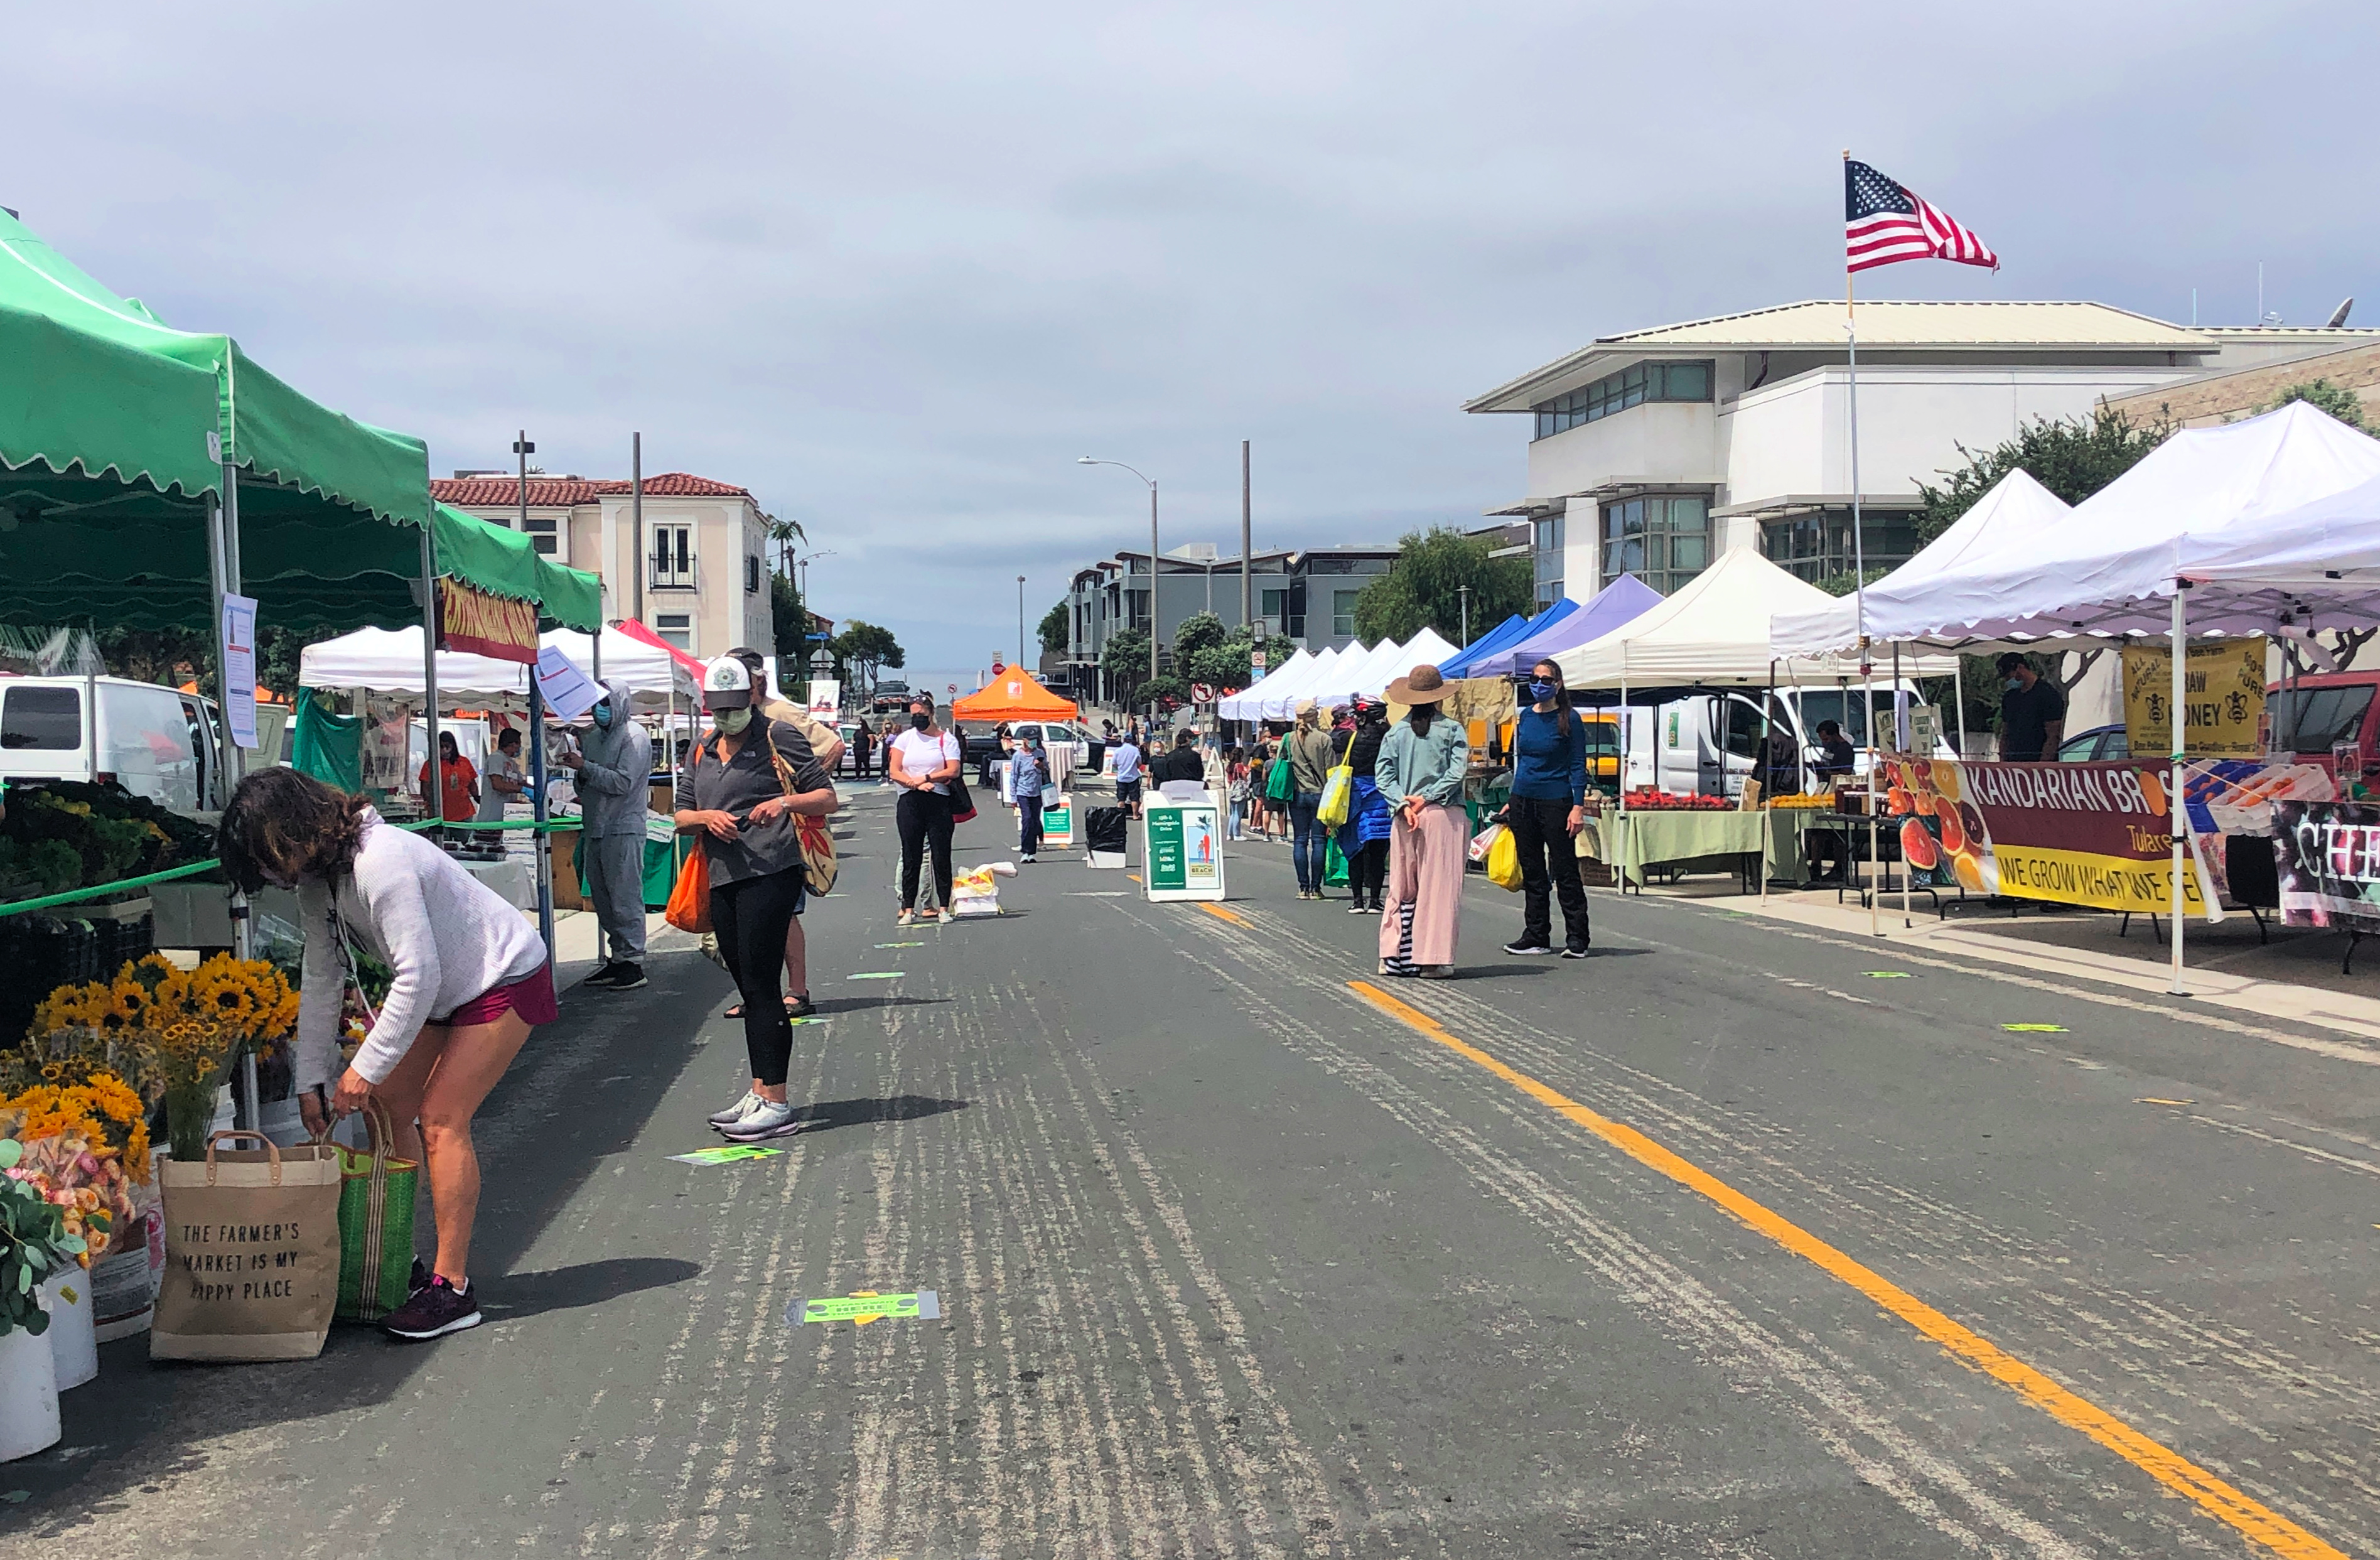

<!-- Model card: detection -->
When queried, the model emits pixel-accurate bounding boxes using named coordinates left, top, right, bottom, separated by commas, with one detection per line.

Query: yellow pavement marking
left=1345, top=977, right=2347, bottom=1560
left=1198, top=902, right=1247, bottom=925
left=2138, top=1097, right=2197, bottom=1106
left=1127, top=874, right=1142, bottom=883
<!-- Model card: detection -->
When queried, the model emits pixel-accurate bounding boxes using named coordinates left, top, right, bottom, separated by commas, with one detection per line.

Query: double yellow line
left=1346, top=979, right=2342, bottom=1560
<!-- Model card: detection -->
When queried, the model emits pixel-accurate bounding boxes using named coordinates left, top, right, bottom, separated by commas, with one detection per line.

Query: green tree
left=1101, top=627, right=1151, bottom=702
left=2263, top=377, right=2368, bottom=431
left=93, top=626, right=212, bottom=688
left=1173, top=610, right=1227, bottom=663
left=770, top=572, right=808, bottom=669
left=1814, top=564, right=1893, bottom=600
left=1915, top=406, right=2170, bottom=545
left=1351, top=527, right=1532, bottom=645
left=1037, top=601, right=1070, bottom=655
left=1137, top=674, right=1189, bottom=713
left=831, top=621, right=903, bottom=691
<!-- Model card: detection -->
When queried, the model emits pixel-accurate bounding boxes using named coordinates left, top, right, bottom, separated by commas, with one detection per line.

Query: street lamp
left=1458, top=583, right=1471, bottom=647
left=1079, top=457, right=1160, bottom=682
left=1016, top=574, right=1026, bottom=671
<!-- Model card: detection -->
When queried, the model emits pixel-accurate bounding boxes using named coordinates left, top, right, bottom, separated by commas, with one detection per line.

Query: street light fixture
left=1079, top=456, right=1160, bottom=682
left=1016, top=574, right=1026, bottom=671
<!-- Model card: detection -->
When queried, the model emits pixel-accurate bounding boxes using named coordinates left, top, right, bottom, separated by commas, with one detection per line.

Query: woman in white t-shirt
left=888, top=697, right=963, bottom=925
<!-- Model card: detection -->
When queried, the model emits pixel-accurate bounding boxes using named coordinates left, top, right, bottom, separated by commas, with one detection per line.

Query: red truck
left=2266, top=669, right=2380, bottom=776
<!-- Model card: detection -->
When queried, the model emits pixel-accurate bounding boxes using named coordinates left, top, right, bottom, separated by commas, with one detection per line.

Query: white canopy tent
left=301, top=624, right=700, bottom=709
left=1303, top=637, right=1396, bottom=708
left=1218, top=647, right=1311, bottom=721
left=1554, top=547, right=1960, bottom=691
left=1370, top=627, right=1464, bottom=696
left=1259, top=645, right=1343, bottom=719
left=1769, top=470, right=2074, bottom=657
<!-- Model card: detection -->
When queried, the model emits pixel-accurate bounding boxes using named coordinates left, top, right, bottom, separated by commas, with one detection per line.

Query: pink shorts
left=442, top=964, right=559, bottom=1029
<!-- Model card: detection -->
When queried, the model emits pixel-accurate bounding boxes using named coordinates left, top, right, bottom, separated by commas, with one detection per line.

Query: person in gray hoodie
left=563, top=676, right=656, bottom=989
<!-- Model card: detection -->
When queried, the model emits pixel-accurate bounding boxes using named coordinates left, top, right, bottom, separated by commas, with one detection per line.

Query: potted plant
left=1, top=1138, right=85, bottom=1460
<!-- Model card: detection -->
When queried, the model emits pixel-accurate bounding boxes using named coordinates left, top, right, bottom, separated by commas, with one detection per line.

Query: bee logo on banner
left=2121, top=638, right=2265, bottom=758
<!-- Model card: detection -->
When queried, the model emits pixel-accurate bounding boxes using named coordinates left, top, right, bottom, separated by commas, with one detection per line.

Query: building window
left=652, top=525, right=694, bottom=589
left=1601, top=494, right=1710, bottom=594
left=655, top=613, right=692, bottom=651
left=745, top=555, right=762, bottom=594
left=1259, top=588, right=1287, bottom=635
left=1537, top=577, right=1564, bottom=607
left=1758, top=510, right=1919, bottom=586
left=1534, top=360, right=1713, bottom=439
left=524, top=516, right=557, bottom=556
left=1332, top=589, right=1362, bottom=639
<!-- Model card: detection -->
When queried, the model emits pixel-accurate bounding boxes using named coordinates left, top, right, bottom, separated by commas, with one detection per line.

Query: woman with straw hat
left=1374, top=663, right=1471, bottom=977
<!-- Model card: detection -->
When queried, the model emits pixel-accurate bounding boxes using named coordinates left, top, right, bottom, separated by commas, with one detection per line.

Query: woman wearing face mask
left=1374, top=664, right=1471, bottom=978
left=889, top=697, right=962, bottom=925
left=1499, top=660, right=1591, bottom=957
left=217, top=767, right=556, bottom=1341
left=677, top=655, right=839, bottom=1142
left=1336, top=699, right=1393, bottom=914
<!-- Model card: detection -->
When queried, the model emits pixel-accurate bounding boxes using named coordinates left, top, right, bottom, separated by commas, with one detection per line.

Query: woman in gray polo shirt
left=675, top=655, right=838, bottom=1141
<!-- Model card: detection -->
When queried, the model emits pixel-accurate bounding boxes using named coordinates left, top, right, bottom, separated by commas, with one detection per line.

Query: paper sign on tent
left=534, top=645, right=603, bottom=722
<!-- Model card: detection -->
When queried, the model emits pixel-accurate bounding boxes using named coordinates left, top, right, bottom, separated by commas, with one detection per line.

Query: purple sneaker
left=381, top=1273, right=482, bottom=1341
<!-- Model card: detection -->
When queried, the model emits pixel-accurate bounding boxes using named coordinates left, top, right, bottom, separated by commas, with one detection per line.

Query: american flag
left=1845, top=159, right=1998, bottom=274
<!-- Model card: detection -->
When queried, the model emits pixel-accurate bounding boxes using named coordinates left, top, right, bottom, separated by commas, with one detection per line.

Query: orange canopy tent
left=949, top=669, right=1080, bottom=723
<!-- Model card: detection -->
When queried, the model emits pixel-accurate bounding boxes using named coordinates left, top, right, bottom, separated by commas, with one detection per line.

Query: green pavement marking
left=875, top=941, right=927, bottom=947
left=668, top=1144, right=787, bottom=1165
left=789, top=1016, right=829, bottom=1026
left=1, top=1492, right=26, bottom=1504
left=1862, top=971, right=1912, bottom=979
left=2002, top=1023, right=2068, bottom=1032
left=794, top=1289, right=941, bottom=1326
left=849, top=971, right=904, bottom=980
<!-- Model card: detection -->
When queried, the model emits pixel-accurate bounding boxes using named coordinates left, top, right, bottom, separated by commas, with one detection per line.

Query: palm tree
left=763, top=512, right=807, bottom=578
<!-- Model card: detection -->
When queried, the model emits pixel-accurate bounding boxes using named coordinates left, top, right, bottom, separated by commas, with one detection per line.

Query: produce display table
left=1600, top=809, right=1762, bottom=892
left=1762, top=809, right=1833, bottom=887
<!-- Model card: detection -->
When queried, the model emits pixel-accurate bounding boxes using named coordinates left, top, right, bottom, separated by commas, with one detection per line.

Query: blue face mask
left=2004, top=677, right=2023, bottom=692
left=1529, top=680, right=1558, bottom=703
left=592, top=701, right=613, bottom=729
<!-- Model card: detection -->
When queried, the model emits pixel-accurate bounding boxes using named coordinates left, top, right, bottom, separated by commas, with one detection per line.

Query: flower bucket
left=92, top=1205, right=164, bottom=1343
left=0, top=1321, right=61, bottom=1462
left=40, top=1267, right=97, bottom=1391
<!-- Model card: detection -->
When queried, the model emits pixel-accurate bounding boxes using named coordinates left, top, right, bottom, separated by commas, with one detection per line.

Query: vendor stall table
left=1762, top=809, right=1828, bottom=888
left=1600, top=809, right=1763, bottom=892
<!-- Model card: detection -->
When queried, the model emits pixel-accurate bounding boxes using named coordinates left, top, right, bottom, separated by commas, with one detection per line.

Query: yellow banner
left=1991, top=843, right=2208, bottom=915
left=437, top=576, right=540, bottom=665
left=2121, top=638, right=2265, bottom=758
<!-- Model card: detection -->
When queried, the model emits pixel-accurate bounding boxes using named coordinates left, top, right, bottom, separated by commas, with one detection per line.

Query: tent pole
left=1761, top=660, right=1774, bottom=906
left=1897, top=642, right=1912, bottom=928
left=530, top=675, right=554, bottom=959
left=2170, top=587, right=2187, bottom=996
left=419, top=525, right=443, bottom=829
left=207, top=483, right=258, bottom=1131
left=1952, top=654, right=1967, bottom=760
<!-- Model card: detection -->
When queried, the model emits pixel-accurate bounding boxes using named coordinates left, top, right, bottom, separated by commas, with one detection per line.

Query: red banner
left=436, top=577, right=539, bottom=664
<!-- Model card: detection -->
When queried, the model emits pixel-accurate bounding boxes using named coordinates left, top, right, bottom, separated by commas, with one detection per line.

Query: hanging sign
left=2121, top=638, right=2266, bottom=758
left=220, top=593, right=258, bottom=750
left=806, top=679, right=841, bottom=719
left=436, top=576, right=540, bottom=665
left=533, top=644, right=602, bottom=722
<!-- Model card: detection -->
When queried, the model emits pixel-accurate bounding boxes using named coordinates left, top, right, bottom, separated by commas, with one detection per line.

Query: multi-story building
left=2103, top=338, right=2380, bottom=431
left=1465, top=300, right=2380, bottom=604
left=431, top=471, right=775, bottom=660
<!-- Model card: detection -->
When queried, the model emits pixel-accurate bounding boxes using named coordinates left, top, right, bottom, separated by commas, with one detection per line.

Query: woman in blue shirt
left=1500, top=659, right=1591, bottom=956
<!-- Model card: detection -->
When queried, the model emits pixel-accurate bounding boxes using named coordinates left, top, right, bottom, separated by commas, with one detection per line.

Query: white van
left=0, top=676, right=227, bottom=814
left=1610, top=681, right=1952, bottom=797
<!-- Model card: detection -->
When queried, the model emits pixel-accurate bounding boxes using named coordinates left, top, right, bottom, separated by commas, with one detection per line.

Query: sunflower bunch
left=150, top=1018, right=234, bottom=1094
left=181, top=954, right=298, bottom=1049
left=0, top=1024, right=159, bottom=1102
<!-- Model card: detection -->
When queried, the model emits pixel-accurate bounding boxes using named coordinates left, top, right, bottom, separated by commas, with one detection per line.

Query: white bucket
left=40, top=1267, right=97, bottom=1391
left=0, top=1320, right=61, bottom=1461
left=91, top=1206, right=164, bottom=1343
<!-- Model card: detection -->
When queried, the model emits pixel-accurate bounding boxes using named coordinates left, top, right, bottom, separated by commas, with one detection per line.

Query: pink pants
left=1379, top=802, right=1468, bottom=969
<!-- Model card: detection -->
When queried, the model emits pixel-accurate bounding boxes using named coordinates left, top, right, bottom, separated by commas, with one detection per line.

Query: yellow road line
left=1197, top=902, right=1247, bottom=925
left=1345, top=978, right=2345, bottom=1560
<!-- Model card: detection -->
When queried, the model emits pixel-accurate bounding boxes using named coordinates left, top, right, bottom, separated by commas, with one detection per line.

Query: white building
left=1465, top=300, right=2380, bottom=605
left=433, top=471, right=776, bottom=660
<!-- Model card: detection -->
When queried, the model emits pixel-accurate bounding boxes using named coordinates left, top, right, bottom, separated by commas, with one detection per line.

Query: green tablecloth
left=1763, top=810, right=1831, bottom=886
left=1600, top=810, right=1762, bottom=887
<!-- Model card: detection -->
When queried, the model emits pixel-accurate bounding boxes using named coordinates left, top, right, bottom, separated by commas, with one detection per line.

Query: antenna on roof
left=2327, top=296, right=2355, bottom=328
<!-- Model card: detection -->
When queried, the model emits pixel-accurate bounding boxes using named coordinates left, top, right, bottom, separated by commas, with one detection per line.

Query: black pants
left=1352, top=839, right=1389, bottom=906
left=898, top=788, right=955, bottom=908
left=1018, top=795, right=1044, bottom=857
left=709, top=865, right=805, bottom=1087
left=854, top=743, right=871, bottom=777
left=1509, top=795, right=1590, bottom=949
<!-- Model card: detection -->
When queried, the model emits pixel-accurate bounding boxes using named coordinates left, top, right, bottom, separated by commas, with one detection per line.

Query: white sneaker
left=897, top=908, right=916, bottom=927
left=937, top=908, right=956, bottom=925
left=707, top=1090, right=763, bottom=1128
left=722, top=1099, right=800, bottom=1141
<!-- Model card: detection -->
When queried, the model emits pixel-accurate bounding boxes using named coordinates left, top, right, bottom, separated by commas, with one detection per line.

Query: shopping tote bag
left=153, top=1131, right=341, bottom=1362
left=335, top=1101, right=419, bottom=1323
left=1317, top=731, right=1357, bottom=827
left=665, top=842, right=711, bottom=933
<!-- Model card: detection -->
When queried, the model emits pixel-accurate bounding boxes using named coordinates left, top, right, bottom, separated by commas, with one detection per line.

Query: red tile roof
left=431, top=473, right=753, bottom=507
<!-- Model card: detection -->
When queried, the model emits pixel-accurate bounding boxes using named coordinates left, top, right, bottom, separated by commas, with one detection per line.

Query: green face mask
left=716, top=707, right=754, bottom=736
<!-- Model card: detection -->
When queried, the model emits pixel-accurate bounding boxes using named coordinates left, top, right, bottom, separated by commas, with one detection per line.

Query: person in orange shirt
left=418, top=731, right=481, bottom=824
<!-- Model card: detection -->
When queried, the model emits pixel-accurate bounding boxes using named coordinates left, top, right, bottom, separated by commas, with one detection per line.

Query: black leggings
left=710, top=865, right=805, bottom=1086
left=1352, top=839, right=1389, bottom=904
left=897, top=788, right=954, bottom=909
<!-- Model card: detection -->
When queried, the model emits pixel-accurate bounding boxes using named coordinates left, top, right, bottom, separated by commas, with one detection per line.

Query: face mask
left=2005, top=677, right=2024, bottom=692
left=592, top=701, right=613, bottom=729
left=716, top=707, right=753, bottom=736
left=1529, top=680, right=1558, bottom=703
left=911, top=713, right=931, bottom=731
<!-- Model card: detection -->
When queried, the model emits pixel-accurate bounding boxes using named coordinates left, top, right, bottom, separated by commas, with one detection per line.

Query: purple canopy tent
left=1492, top=573, right=1665, bottom=675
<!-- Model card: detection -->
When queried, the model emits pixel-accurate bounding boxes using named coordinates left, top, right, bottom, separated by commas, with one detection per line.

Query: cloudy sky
left=17, top=1, right=2375, bottom=670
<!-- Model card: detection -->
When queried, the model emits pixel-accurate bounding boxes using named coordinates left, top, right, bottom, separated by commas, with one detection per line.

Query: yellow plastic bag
left=1482, top=822, right=1524, bottom=891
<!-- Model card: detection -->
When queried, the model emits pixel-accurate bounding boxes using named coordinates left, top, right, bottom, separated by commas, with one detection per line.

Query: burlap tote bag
left=153, top=1130, right=342, bottom=1362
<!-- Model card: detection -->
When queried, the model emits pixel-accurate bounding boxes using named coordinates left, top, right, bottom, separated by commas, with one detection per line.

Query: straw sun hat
left=1383, top=664, right=1453, bottom=704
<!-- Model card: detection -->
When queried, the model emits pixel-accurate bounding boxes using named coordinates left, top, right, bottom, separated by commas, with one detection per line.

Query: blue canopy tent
left=1434, top=613, right=1527, bottom=679
left=1440, top=600, right=1580, bottom=680
left=1496, top=574, right=1664, bottom=675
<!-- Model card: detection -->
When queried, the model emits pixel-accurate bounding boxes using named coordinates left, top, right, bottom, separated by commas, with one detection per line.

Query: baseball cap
left=701, top=654, right=755, bottom=711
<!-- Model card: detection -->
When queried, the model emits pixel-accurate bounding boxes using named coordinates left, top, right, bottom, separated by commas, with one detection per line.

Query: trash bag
left=1084, top=806, right=1130, bottom=854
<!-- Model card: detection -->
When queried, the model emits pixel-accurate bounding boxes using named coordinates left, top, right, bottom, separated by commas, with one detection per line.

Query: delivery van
left=0, top=675, right=227, bottom=813
left=1602, top=682, right=1949, bottom=798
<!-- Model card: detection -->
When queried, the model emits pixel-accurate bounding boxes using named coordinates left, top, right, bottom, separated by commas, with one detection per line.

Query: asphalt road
left=6, top=787, right=2377, bottom=1558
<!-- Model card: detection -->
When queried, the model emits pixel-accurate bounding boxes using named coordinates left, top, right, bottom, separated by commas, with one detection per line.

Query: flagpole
left=1846, top=151, right=1879, bottom=936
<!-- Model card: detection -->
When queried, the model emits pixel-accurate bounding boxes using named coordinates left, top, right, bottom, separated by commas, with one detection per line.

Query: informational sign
left=2276, top=799, right=2380, bottom=930
left=220, top=592, right=258, bottom=749
left=1250, top=649, right=1266, bottom=674
left=534, top=644, right=602, bottom=723
left=806, top=678, right=840, bottom=719
left=1908, top=704, right=1942, bottom=757
left=1143, top=797, right=1225, bottom=901
left=1041, top=795, right=1074, bottom=849
left=436, top=576, right=539, bottom=664
left=2122, top=637, right=2266, bottom=758
left=1877, top=755, right=2214, bottom=916
left=795, top=1289, right=940, bottom=1325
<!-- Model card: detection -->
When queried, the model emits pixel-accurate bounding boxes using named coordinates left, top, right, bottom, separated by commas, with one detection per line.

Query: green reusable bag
left=1323, top=837, right=1350, bottom=887
left=334, top=1100, right=419, bottom=1322
left=1266, top=754, right=1295, bottom=802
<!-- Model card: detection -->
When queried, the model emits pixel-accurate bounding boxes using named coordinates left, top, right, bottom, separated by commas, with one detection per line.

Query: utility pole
left=1458, top=583, right=1471, bottom=647
left=630, top=432, right=645, bottom=628
left=1241, top=440, right=1252, bottom=633
left=1017, top=575, right=1026, bottom=670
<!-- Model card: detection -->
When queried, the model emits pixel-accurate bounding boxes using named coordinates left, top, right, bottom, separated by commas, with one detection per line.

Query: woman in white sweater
left=219, top=768, right=554, bottom=1342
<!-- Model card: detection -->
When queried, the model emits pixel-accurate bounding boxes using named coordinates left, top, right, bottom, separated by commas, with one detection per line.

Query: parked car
left=2266, top=669, right=2380, bottom=775
left=868, top=679, right=912, bottom=714
left=2055, top=723, right=2130, bottom=762
left=0, top=675, right=229, bottom=814
left=957, top=719, right=1097, bottom=787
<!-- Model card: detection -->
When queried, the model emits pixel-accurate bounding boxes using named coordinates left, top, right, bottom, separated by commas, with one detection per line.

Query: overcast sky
left=17, top=1, right=2376, bottom=669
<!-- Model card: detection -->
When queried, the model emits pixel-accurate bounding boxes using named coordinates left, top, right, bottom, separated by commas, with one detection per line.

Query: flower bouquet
left=0, top=1079, right=144, bottom=1265
left=0, top=1138, right=85, bottom=1337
